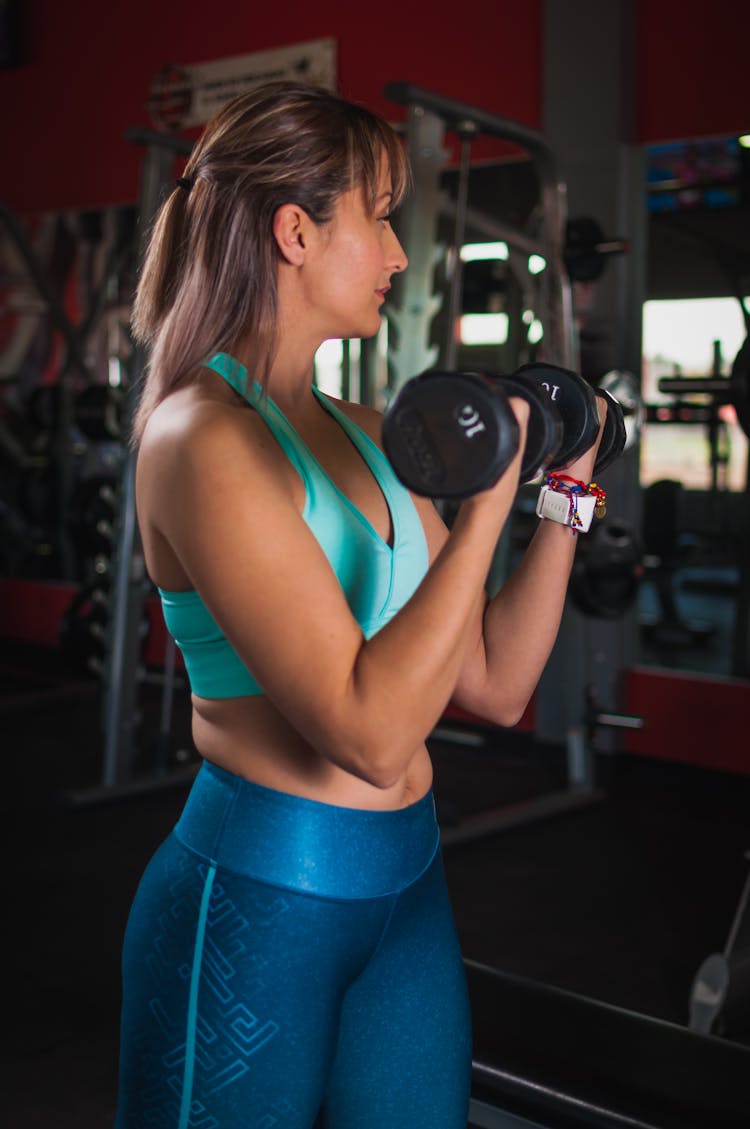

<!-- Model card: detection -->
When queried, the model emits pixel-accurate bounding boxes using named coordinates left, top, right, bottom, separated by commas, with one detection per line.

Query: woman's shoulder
left=141, top=380, right=263, bottom=454
left=137, top=381, right=285, bottom=497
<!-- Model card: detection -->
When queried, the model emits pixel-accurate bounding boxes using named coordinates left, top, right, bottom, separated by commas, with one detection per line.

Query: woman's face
left=302, top=158, right=408, bottom=342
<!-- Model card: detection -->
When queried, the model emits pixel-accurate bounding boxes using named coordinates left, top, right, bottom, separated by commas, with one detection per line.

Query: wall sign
left=148, top=38, right=337, bottom=131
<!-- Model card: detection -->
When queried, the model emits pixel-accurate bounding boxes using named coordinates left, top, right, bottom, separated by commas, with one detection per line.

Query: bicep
left=355, top=406, right=494, bottom=708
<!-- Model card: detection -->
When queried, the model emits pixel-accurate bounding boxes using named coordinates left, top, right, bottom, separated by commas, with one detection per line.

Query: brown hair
left=130, top=80, right=410, bottom=445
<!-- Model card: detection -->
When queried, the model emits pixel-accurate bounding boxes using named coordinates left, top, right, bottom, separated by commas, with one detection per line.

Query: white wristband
left=536, top=484, right=597, bottom=532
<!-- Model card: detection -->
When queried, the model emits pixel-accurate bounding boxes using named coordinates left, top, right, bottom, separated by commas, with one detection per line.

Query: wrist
left=536, top=473, right=606, bottom=534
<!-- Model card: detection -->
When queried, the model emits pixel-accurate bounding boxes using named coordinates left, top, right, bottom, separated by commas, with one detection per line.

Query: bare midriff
left=191, top=694, right=434, bottom=811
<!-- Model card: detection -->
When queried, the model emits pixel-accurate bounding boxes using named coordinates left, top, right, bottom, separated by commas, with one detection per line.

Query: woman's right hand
left=463, top=393, right=530, bottom=510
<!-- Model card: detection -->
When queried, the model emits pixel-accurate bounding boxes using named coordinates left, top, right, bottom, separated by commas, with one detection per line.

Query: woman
left=116, top=80, right=605, bottom=1128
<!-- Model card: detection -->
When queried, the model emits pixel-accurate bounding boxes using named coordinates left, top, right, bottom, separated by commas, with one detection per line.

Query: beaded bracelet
left=536, top=472, right=607, bottom=533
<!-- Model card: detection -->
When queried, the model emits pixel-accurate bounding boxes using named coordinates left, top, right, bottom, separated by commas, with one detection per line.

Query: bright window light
left=527, top=319, right=544, bottom=345
left=642, top=297, right=747, bottom=379
left=641, top=296, right=748, bottom=490
left=459, top=313, right=509, bottom=345
left=314, top=337, right=367, bottom=401
left=738, top=134, right=750, bottom=149
left=528, top=254, right=547, bottom=275
left=311, top=336, right=361, bottom=399
left=315, top=338, right=347, bottom=397
left=108, top=357, right=122, bottom=387
left=460, top=241, right=508, bottom=262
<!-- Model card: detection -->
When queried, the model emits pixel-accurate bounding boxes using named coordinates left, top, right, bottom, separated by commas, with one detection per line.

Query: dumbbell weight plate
left=499, top=373, right=564, bottom=483
left=514, top=362, right=601, bottom=469
left=593, top=387, right=627, bottom=475
left=382, top=370, right=520, bottom=499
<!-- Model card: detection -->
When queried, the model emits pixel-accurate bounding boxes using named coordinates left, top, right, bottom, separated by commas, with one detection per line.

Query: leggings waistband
left=174, top=762, right=440, bottom=899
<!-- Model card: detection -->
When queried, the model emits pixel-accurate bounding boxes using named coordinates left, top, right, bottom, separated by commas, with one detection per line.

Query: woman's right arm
left=140, top=402, right=527, bottom=789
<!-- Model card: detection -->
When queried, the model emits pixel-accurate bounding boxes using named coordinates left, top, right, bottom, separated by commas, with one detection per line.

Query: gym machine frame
left=0, top=203, right=100, bottom=580
left=656, top=341, right=750, bottom=679
left=74, top=127, right=195, bottom=800
left=384, top=81, right=576, bottom=385
left=383, top=83, right=639, bottom=844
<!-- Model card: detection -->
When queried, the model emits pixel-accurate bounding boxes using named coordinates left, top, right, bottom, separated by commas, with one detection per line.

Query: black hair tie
left=175, top=176, right=193, bottom=191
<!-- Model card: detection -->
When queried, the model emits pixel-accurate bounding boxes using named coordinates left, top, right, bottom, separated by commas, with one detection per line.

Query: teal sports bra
left=158, top=353, right=429, bottom=698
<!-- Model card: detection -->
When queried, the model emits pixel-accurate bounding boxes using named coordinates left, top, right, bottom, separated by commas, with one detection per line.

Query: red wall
left=624, top=666, right=750, bottom=776
left=1, top=0, right=542, bottom=214
left=1, top=0, right=746, bottom=213
left=635, top=0, right=749, bottom=144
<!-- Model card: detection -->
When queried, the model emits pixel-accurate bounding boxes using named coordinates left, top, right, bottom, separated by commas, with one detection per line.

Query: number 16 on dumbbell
left=381, top=362, right=627, bottom=501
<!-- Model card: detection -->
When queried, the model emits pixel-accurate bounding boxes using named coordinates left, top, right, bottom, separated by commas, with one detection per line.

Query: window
left=641, top=297, right=748, bottom=490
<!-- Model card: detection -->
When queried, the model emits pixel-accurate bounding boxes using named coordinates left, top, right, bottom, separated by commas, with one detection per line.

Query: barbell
left=656, top=337, right=750, bottom=439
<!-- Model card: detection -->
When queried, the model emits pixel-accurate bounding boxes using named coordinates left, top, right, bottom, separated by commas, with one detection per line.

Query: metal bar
left=101, top=140, right=177, bottom=788
left=101, top=454, right=145, bottom=786
left=439, top=787, right=602, bottom=847
left=385, top=105, right=446, bottom=389
left=658, top=374, right=733, bottom=397
left=384, top=82, right=559, bottom=185
left=443, top=129, right=475, bottom=369
left=340, top=338, right=351, bottom=400
left=385, top=82, right=575, bottom=369
left=124, top=127, right=194, bottom=156
left=0, top=204, right=97, bottom=386
left=468, top=1098, right=548, bottom=1129
left=441, top=197, right=545, bottom=258
left=593, top=711, right=645, bottom=730
left=65, top=763, right=199, bottom=807
left=732, top=443, right=750, bottom=676
left=359, top=334, right=375, bottom=407
left=431, top=724, right=486, bottom=747
left=472, top=1060, right=662, bottom=1129
left=724, top=857, right=750, bottom=959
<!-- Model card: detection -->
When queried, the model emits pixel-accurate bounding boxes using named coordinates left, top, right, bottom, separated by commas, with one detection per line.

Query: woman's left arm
left=412, top=409, right=607, bottom=727
left=449, top=516, right=580, bottom=725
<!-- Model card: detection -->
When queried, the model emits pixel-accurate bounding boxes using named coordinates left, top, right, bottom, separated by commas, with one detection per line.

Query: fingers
left=508, top=394, right=531, bottom=436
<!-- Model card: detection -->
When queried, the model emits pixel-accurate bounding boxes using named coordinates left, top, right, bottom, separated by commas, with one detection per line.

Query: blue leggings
left=116, top=762, right=472, bottom=1128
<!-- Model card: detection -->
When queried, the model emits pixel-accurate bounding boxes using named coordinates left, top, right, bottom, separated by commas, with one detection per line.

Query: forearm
left=455, top=515, right=580, bottom=724
left=469, top=415, right=609, bottom=719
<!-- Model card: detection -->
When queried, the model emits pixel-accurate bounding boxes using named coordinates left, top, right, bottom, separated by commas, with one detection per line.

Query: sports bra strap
left=203, top=353, right=316, bottom=491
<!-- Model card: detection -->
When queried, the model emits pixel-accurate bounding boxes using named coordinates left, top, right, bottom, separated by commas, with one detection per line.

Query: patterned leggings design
left=115, top=763, right=472, bottom=1128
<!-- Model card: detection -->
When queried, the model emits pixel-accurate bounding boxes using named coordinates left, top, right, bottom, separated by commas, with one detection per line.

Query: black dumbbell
left=382, top=363, right=630, bottom=500
left=591, top=386, right=627, bottom=474
left=512, top=362, right=626, bottom=478
left=513, top=362, right=600, bottom=471
left=382, top=369, right=563, bottom=499
left=382, top=371, right=518, bottom=499
left=500, top=373, right=565, bottom=483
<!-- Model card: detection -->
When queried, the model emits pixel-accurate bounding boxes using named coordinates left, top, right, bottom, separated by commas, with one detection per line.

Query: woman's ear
left=273, top=204, right=308, bottom=266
